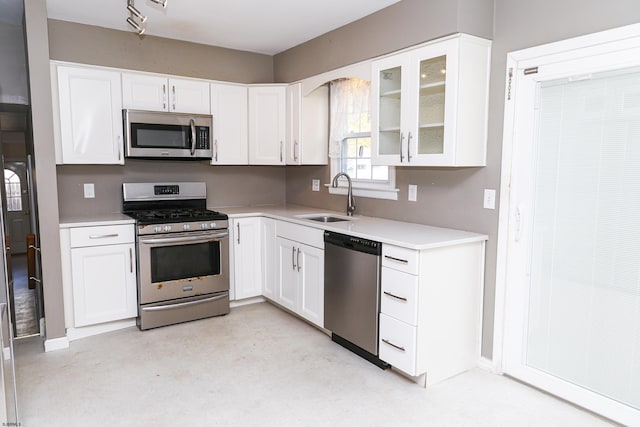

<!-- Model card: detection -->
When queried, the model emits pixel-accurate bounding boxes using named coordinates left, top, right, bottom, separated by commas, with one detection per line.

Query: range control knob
left=200, top=223, right=208, bottom=230
left=210, top=222, right=217, bottom=229
left=154, top=226, right=162, bottom=233
left=183, top=224, right=191, bottom=231
left=164, top=225, right=172, bottom=232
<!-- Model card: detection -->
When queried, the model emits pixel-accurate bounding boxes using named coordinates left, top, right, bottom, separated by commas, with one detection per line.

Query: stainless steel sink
left=305, top=215, right=351, bottom=223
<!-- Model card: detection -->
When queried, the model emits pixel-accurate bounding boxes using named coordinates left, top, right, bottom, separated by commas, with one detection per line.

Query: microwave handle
left=190, top=118, right=196, bottom=155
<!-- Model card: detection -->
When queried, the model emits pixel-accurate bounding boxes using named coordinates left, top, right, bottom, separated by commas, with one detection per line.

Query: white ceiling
left=45, top=0, right=401, bottom=55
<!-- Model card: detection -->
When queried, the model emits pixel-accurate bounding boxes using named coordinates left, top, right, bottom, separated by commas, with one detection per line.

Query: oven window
left=131, top=123, right=189, bottom=149
left=150, top=241, right=221, bottom=283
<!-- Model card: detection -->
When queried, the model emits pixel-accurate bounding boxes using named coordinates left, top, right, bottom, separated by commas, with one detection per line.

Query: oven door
left=137, top=229, right=229, bottom=304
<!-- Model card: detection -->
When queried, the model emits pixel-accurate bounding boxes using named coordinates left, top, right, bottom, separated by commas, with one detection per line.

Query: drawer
left=70, top=224, right=135, bottom=248
left=382, top=244, right=419, bottom=275
left=381, top=267, right=419, bottom=325
left=379, top=313, right=417, bottom=376
left=276, top=220, right=324, bottom=249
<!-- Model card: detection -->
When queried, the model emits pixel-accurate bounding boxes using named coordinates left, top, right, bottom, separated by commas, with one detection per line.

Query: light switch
left=312, top=179, right=320, bottom=192
left=483, top=189, right=496, bottom=209
left=84, top=183, right=95, bottom=199
left=408, top=184, right=417, bottom=202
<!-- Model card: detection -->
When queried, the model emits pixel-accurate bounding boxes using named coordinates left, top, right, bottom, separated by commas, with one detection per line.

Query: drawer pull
left=382, top=338, right=406, bottom=352
left=384, top=255, right=409, bottom=264
left=89, top=233, right=119, bottom=239
left=383, top=291, right=407, bottom=302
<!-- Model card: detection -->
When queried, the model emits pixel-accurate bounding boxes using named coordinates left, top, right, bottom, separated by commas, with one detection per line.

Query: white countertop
left=59, top=213, right=135, bottom=228
left=215, top=204, right=487, bottom=250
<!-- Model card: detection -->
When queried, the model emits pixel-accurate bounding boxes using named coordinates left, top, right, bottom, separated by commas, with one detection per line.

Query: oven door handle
left=141, top=294, right=227, bottom=312
left=139, top=232, right=228, bottom=245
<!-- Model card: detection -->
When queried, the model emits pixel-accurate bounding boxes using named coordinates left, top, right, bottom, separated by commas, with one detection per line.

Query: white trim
left=3, top=346, right=11, bottom=361
left=39, top=317, right=45, bottom=337
left=495, top=23, right=640, bottom=426
left=230, top=296, right=266, bottom=308
left=326, top=184, right=399, bottom=201
left=44, top=336, right=70, bottom=352
left=477, top=356, right=500, bottom=374
left=66, top=319, right=136, bottom=342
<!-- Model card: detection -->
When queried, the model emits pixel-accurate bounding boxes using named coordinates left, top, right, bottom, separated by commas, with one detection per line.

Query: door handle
left=400, top=132, right=405, bottom=163
left=27, top=233, right=39, bottom=289
left=237, top=223, right=240, bottom=244
left=292, top=246, right=296, bottom=270
left=296, top=248, right=301, bottom=272
left=407, top=131, right=412, bottom=163
left=129, top=247, right=133, bottom=273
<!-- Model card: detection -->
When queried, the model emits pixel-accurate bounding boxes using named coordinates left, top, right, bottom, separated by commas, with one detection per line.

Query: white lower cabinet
left=272, top=222, right=324, bottom=328
left=230, top=217, right=263, bottom=300
left=261, top=218, right=278, bottom=300
left=378, top=241, right=485, bottom=386
left=61, top=224, right=137, bottom=330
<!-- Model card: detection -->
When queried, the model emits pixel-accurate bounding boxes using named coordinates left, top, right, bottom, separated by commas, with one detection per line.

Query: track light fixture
left=149, top=0, right=168, bottom=8
left=127, top=1, right=147, bottom=24
left=126, top=0, right=168, bottom=36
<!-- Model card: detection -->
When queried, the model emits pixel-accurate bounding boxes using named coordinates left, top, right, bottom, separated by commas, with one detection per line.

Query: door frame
left=493, top=23, right=640, bottom=424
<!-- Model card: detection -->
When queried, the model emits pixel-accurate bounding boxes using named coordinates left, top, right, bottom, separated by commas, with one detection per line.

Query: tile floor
left=14, top=302, right=615, bottom=427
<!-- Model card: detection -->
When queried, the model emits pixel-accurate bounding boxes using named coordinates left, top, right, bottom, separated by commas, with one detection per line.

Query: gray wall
left=275, top=0, right=640, bottom=359
left=48, top=20, right=274, bottom=84
left=0, top=19, right=29, bottom=105
left=24, top=0, right=66, bottom=341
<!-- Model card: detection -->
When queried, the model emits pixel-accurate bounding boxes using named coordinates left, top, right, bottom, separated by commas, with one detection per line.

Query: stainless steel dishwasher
left=324, top=231, right=389, bottom=369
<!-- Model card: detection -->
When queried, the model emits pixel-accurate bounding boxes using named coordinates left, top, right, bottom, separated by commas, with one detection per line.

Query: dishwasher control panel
left=324, top=231, right=381, bottom=255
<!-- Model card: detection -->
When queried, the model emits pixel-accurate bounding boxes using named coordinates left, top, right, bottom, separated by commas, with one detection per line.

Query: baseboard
left=44, top=336, right=70, bottom=352
left=230, top=296, right=266, bottom=308
left=477, top=356, right=500, bottom=373
left=66, top=319, right=137, bottom=342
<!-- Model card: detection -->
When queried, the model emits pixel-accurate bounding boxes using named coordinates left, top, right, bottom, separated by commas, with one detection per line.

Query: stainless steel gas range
left=122, top=182, right=229, bottom=330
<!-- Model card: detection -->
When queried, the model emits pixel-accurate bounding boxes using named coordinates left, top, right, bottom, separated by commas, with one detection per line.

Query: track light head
left=149, top=0, right=168, bottom=8
left=127, top=4, right=147, bottom=23
left=126, top=17, right=145, bottom=35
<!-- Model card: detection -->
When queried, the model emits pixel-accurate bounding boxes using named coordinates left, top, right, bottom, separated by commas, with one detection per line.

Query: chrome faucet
left=331, top=172, right=356, bottom=216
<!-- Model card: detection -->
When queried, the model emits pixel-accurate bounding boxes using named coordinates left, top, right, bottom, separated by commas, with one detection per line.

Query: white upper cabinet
left=248, top=85, right=286, bottom=165
left=122, top=72, right=210, bottom=114
left=286, top=83, right=329, bottom=165
left=371, top=34, right=491, bottom=167
left=210, top=83, right=249, bottom=165
left=53, top=64, right=124, bottom=165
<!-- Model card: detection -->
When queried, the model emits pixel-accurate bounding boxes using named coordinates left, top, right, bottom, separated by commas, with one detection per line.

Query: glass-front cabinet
left=371, top=34, right=491, bottom=167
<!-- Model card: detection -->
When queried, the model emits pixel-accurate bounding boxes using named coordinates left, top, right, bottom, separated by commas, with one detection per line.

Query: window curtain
left=328, top=78, right=371, bottom=158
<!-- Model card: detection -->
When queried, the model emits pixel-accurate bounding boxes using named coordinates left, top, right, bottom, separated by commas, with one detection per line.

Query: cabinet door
left=261, top=218, right=277, bottom=299
left=71, top=243, right=137, bottom=327
left=406, top=41, right=456, bottom=166
left=232, top=218, right=263, bottom=300
left=298, top=243, right=324, bottom=328
left=169, top=78, right=210, bottom=114
left=56, top=66, right=124, bottom=164
left=122, top=73, right=168, bottom=111
left=248, top=86, right=286, bottom=165
left=276, top=237, right=297, bottom=311
left=210, top=83, right=248, bottom=165
left=371, top=54, right=411, bottom=166
left=285, top=83, right=302, bottom=165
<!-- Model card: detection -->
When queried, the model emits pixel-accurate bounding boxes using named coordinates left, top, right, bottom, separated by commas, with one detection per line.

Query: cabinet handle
left=162, top=84, right=166, bottom=110
left=292, top=246, right=296, bottom=270
left=118, top=136, right=122, bottom=161
left=237, top=223, right=240, bottom=244
left=382, top=338, right=406, bottom=352
left=89, top=234, right=119, bottom=239
left=296, top=247, right=301, bottom=272
left=383, top=291, right=407, bottom=302
left=407, top=132, right=412, bottom=163
left=294, top=140, right=298, bottom=161
left=129, top=247, right=133, bottom=273
left=280, top=141, right=283, bottom=163
left=214, top=139, right=218, bottom=162
left=384, top=255, right=409, bottom=264
left=400, top=132, right=405, bottom=163
left=172, top=85, right=176, bottom=110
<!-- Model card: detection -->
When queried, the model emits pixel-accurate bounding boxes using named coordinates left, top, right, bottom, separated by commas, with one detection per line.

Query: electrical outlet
left=484, top=189, right=496, bottom=209
left=312, top=179, right=320, bottom=192
left=408, top=184, right=417, bottom=202
left=84, top=183, right=95, bottom=199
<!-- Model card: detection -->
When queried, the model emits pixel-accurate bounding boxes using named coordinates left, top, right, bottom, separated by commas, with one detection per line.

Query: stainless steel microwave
left=123, top=109, right=213, bottom=160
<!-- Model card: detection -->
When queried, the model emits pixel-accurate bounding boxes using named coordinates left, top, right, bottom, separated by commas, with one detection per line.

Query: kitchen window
left=329, top=78, right=398, bottom=200
left=4, top=169, right=22, bottom=212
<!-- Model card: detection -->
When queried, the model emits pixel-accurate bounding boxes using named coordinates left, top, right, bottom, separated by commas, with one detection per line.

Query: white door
left=276, top=237, right=297, bottom=311
left=210, top=83, right=248, bottom=165
left=261, top=218, right=277, bottom=299
left=500, top=28, right=640, bottom=426
left=168, top=78, right=210, bottom=114
left=248, top=86, right=286, bottom=165
left=3, top=165, right=30, bottom=254
left=122, top=73, right=169, bottom=111
left=298, top=243, right=324, bottom=327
